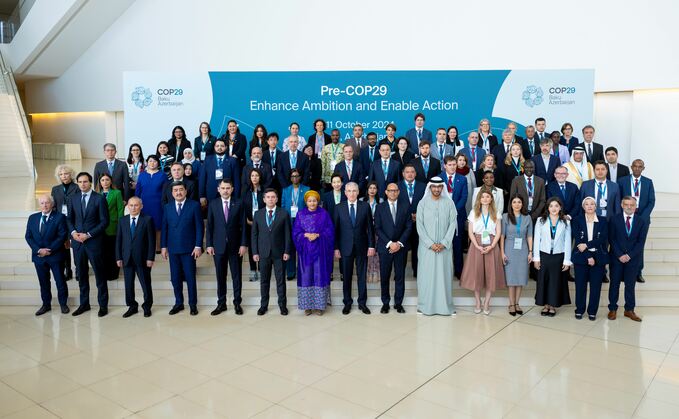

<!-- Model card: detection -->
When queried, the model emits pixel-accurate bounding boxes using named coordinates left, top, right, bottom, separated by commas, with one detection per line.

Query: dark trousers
left=286, top=240, right=297, bottom=278
left=452, top=229, right=463, bottom=277
left=35, top=259, right=68, bottom=307
left=341, top=251, right=367, bottom=306
left=169, top=252, right=197, bottom=307
left=259, top=256, right=287, bottom=308
left=609, top=259, right=639, bottom=312
left=102, top=235, right=120, bottom=280
left=61, top=247, right=75, bottom=277
left=123, top=263, right=153, bottom=310
left=74, top=244, right=108, bottom=307
left=574, top=263, right=604, bottom=315
left=407, top=231, right=419, bottom=277
left=214, top=250, right=242, bottom=306
left=246, top=225, right=257, bottom=272
left=379, top=250, right=406, bottom=306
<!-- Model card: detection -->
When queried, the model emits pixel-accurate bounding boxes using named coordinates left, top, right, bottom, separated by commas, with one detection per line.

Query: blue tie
left=350, top=203, right=356, bottom=226
left=267, top=209, right=273, bottom=227
left=40, top=215, right=47, bottom=234
left=560, top=184, right=566, bottom=199
left=177, top=202, right=182, bottom=216
left=408, top=183, right=414, bottom=199
left=423, top=158, right=429, bottom=174
left=130, top=217, right=136, bottom=236
left=81, top=194, right=87, bottom=214
left=217, top=157, right=223, bottom=168
left=290, top=152, right=297, bottom=168
left=370, top=147, right=374, bottom=161
left=382, top=160, right=388, bottom=179
left=108, top=161, right=114, bottom=175
left=439, top=145, right=444, bottom=159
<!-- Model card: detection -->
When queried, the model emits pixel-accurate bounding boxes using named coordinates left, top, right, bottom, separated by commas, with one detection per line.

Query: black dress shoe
left=380, top=304, right=389, bottom=314
left=342, top=305, right=351, bottom=315
left=72, top=305, right=91, bottom=316
left=234, top=305, right=243, bottom=315
left=123, top=307, right=138, bottom=318
left=169, top=305, right=184, bottom=315
left=280, top=307, right=288, bottom=316
left=637, top=275, right=645, bottom=283
left=60, top=305, right=70, bottom=314
left=211, top=305, right=227, bottom=316
left=98, top=307, right=108, bottom=317
left=257, top=307, right=267, bottom=316
left=575, top=313, right=583, bottom=320
left=602, top=275, right=610, bottom=283
left=65, top=269, right=73, bottom=280
left=395, top=305, right=406, bottom=314
left=35, top=306, right=51, bottom=316
left=359, top=306, right=371, bottom=315
left=588, top=315, right=596, bottom=321
left=190, top=306, right=198, bottom=316
left=143, top=308, right=152, bottom=317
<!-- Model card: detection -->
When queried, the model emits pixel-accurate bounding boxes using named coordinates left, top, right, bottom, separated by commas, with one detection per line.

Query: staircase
left=0, top=210, right=677, bottom=307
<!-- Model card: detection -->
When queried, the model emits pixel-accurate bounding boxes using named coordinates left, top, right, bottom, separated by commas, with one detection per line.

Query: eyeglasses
left=386, top=189, right=399, bottom=193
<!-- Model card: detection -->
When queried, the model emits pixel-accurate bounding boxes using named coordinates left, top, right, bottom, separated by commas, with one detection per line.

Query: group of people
left=25, top=114, right=655, bottom=322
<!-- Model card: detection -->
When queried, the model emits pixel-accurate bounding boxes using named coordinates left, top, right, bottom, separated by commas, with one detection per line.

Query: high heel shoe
left=508, top=305, right=516, bottom=316
left=474, top=307, right=482, bottom=314
left=514, top=305, right=523, bottom=315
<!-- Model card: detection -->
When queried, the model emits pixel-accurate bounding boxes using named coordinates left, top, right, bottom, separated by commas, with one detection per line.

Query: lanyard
left=133, top=161, right=140, bottom=174
left=252, top=192, right=258, bottom=209
left=201, top=136, right=210, bottom=151
left=330, top=143, right=340, bottom=160
left=632, top=178, right=640, bottom=196
left=516, top=215, right=522, bottom=236
left=512, top=158, right=521, bottom=175
left=549, top=217, right=559, bottom=240
left=481, top=211, right=490, bottom=231
left=625, top=216, right=633, bottom=235
left=291, top=187, right=299, bottom=207
left=597, top=182, right=607, bottom=200
left=370, top=199, right=376, bottom=214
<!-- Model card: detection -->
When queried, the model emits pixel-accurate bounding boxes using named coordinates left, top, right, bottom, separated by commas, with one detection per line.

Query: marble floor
left=1, top=304, right=679, bottom=418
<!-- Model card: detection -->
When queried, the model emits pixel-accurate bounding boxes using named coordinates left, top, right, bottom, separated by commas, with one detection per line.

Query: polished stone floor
left=1, top=304, right=679, bottom=418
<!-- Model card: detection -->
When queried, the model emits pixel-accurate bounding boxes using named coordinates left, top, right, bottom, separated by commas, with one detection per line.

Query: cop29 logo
left=131, top=87, right=153, bottom=109
left=522, top=85, right=543, bottom=108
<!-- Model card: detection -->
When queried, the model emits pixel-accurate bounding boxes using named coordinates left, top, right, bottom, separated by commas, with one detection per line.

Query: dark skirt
left=535, top=252, right=571, bottom=307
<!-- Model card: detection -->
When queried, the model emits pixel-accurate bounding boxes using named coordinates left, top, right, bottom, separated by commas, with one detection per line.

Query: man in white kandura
left=416, top=176, right=458, bottom=315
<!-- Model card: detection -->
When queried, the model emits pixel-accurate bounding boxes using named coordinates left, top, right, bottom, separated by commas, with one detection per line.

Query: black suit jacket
left=333, top=200, right=374, bottom=256
left=93, top=159, right=131, bottom=200
left=531, top=154, right=561, bottom=184
left=582, top=141, right=605, bottom=163
left=519, top=138, right=540, bottom=160
left=412, top=156, right=441, bottom=183
left=206, top=197, right=247, bottom=253
left=334, top=160, right=365, bottom=191
left=276, top=150, right=309, bottom=188
left=167, top=138, right=192, bottom=162
left=492, top=143, right=515, bottom=169
left=480, top=134, right=499, bottom=151
left=162, top=178, right=197, bottom=205
left=321, top=190, right=346, bottom=220
left=374, top=200, right=413, bottom=253
left=51, top=182, right=79, bottom=216
left=221, top=133, right=248, bottom=167
left=251, top=207, right=291, bottom=258
left=398, top=180, right=426, bottom=214
left=115, top=214, right=156, bottom=266
left=241, top=189, right=265, bottom=223
left=606, top=163, right=630, bottom=182
left=307, top=132, right=332, bottom=156
left=242, top=162, right=273, bottom=191
left=368, top=159, right=402, bottom=198
left=66, top=190, right=110, bottom=250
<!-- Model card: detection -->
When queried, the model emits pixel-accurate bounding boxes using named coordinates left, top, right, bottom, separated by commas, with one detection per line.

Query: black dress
left=392, top=150, right=415, bottom=167
left=306, top=156, right=323, bottom=191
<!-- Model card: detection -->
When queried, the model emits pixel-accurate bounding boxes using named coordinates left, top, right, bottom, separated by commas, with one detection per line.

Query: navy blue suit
left=571, top=216, right=609, bottom=316
left=25, top=211, right=68, bottom=307
left=368, top=158, right=402, bottom=198
left=115, top=214, right=155, bottom=310
left=334, top=200, right=375, bottom=307
left=532, top=154, right=560, bottom=184
left=519, top=137, right=541, bottom=160
left=440, top=171, right=469, bottom=276
left=580, top=179, right=621, bottom=220
left=608, top=213, right=648, bottom=312
left=374, top=200, right=412, bottom=306
left=161, top=199, right=203, bottom=308
left=334, top=160, right=365, bottom=192
left=276, top=150, right=309, bottom=188
left=404, top=127, right=433, bottom=154
left=547, top=182, right=580, bottom=218
left=359, top=146, right=379, bottom=177
left=242, top=162, right=272, bottom=192
left=412, top=156, right=441, bottom=183
left=459, top=146, right=486, bottom=171
left=206, top=197, right=247, bottom=306
left=321, top=191, right=346, bottom=220
left=398, top=180, right=425, bottom=276
left=618, top=176, right=655, bottom=221
left=66, top=190, right=109, bottom=308
left=200, top=154, right=241, bottom=200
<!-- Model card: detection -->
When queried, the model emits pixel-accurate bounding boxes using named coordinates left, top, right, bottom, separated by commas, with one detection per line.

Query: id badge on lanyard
left=200, top=151, right=206, bottom=161
left=215, top=168, right=223, bottom=180
left=61, top=204, right=68, bottom=216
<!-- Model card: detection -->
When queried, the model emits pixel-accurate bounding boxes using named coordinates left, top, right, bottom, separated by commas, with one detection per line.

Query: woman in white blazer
left=533, top=196, right=572, bottom=316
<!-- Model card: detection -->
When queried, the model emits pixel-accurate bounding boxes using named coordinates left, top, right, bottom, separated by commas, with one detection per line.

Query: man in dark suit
left=359, top=133, right=379, bottom=176
left=412, top=140, right=440, bottom=183
left=439, top=156, right=469, bottom=277
left=581, top=125, right=604, bottom=164
left=604, top=147, right=630, bottom=183
left=368, top=142, right=402, bottom=198
left=509, top=160, right=546, bottom=222
left=51, top=165, right=79, bottom=280
left=399, top=164, right=426, bottom=277
left=492, top=129, right=516, bottom=167
left=335, top=144, right=365, bottom=193
left=521, top=125, right=540, bottom=160
left=547, top=166, right=580, bottom=219
left=580, top=161, right=621, bottom=220
left=459, top=132, right=486, bottom=171
left=200, top=139, right=241, bottom=207
left=93, top=143, right=131, bottom=201
left=334, top=182, right=375, bottom=314
left=508, top=121, right=524, bottom=143
left=618, top=159, right=655, bottom=283
left=162, top=163, right=198, bottom=204
left=206, top=179, right=248, bottom=316
left=404, top=112, right=433, bottom=154
left=277, top=136, right=309, bottom=188
left=344, top=124, right=367, bottom=158
left=607, top=196, right=649, bottom=322
left=262, top=133, right=281, bottom=191
left=161, top=181, right=203, bottom=316
left=115, top=197, right=155, bottom=318
left=66, top=172, right=110, bottom=317
left=532, top=138, right=560, bottom=184
left=375, top=184, right=413, bottom=314
left=242, top=146, right=272, bottom=192
left=25, top=195, right=69, bottom=315
left=252, top=188, right=291, bottom=315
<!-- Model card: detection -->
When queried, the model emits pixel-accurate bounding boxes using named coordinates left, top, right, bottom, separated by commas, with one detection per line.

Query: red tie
left=626, top=216, right=631, bottom=232
left=447, top=176, right=453, bottom=193
left=634, top=178, right=639, bottom=197
left=527, top=177, right=533, bottom=197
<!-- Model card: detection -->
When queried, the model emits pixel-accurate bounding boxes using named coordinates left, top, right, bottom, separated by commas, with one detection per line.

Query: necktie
left=390, top=202, right=396, bottom=224
left=382, top=160, right=388, bottom=178
left=291, top=152, right=297, bottom=168
left=527, top=177, right=533, bottom=197
left=350, top=203, right=356, bottom=226
left=505, top=144, right=509, bottom=153
left=587, top=143, right=592, bottom=160
left=177, top=202, right=183, bottom=216
left=447, top=176, right=453, bottom=193
left=81, top=194, right=87, bottom=214
left=40, top=215, right=47, bottom=234
left=103, top=192, right=108, bottom=199
left=131, top=217, right=136, bottom=236
left=423, top=158, right=429, bottom=173
left=439, top=144, right=444, bottom=159
left=369, top=147, right=374, bottom=161
left=529, top=141, right=534, bottom=154
left=408, top=183, right=414, bottom=199
left=539, top=132, right=543, bottom=140
left=217, top=157, right=223, bottom=167
left=598, top=182, right=604, bottom=201
left=634, top=178, right=639, bottom=197
left=108, top=161, right=114, bottom=175
left=223, top=200, right=229, bottom=222
left=271, top=151, right=275, bottom=165
left=560, top=184, right=566, bottom=198
left=267, top=209, right=273, bottom=227
left=347, top=162, right=352, bottom=178
left=626, top=216, right=631, bottom=235
left=471, top=147, right=476, bottom=161
left=254, top=163, right=259, bottom=169
left=417, top=129, right=422, bottom=140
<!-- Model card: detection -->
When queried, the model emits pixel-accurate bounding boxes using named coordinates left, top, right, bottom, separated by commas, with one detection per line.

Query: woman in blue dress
left=135, top=154, right=167, bottom=252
